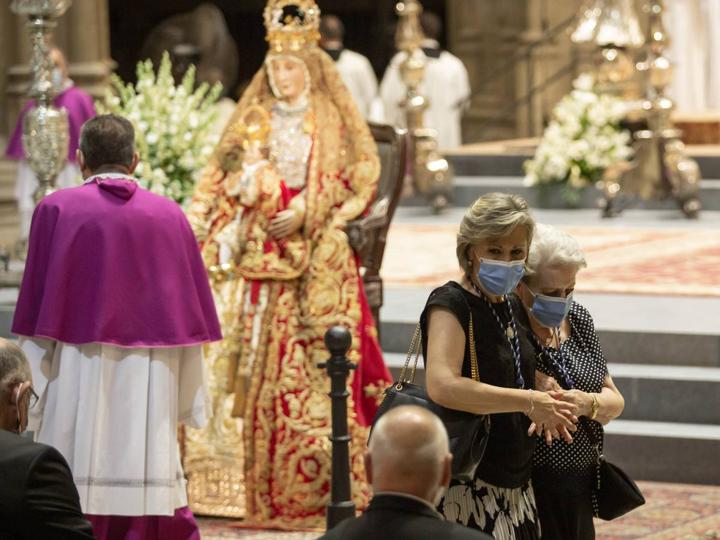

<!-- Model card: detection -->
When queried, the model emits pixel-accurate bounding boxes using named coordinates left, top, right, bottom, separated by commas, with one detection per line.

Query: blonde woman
left=516, top=224, right=625, bottom=539
left=423, top=193, right=578, bottom=539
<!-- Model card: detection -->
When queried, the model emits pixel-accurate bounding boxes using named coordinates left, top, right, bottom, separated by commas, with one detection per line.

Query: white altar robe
left=16, top=161, right=81, bottom=239
left=21, top=338, right=210, bottom=517
left=380, top=43, right=471, bottom=150
left=335, top=48, right=379, bottom=120
left=704, top=0, right=720, bottom=108
left=666, top=0, right=720, bottom=110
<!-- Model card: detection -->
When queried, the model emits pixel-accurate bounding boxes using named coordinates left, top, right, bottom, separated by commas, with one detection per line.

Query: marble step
left=379, top=289, right=720, bottom=368
left=445, top=151, right=720, bottom=179
left=603, top=420, right=720, bottom=485
left=383, top=353, right=720, bottom=425
left=384, top=349, right=720, bottom=485
left=381, top=319, right=720, bottom=369
left=401, top=175, right=720, bottom=211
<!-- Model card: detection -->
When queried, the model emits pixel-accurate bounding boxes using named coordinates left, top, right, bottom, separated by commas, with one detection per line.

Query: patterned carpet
left=382, top=223, right=720, bottom=297
left=197, top=482, right=720, bottom=539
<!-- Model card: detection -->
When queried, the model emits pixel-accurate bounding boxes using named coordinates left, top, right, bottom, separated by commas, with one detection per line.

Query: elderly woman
left=423, top=193, right=578, bottom=539
left=516, top=224, right=625, bottom=539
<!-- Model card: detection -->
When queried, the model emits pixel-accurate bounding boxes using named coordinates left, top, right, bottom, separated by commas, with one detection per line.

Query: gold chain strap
left=399, top=308, right=480, bottom=387
left=397, top=323, right=422, bottom=389
left=467, top=311, right=480, bottom=382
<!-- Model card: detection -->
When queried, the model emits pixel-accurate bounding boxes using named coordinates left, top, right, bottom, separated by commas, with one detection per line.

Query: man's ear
left=76, top=150, right=84, bottom=170
left=127, top=152, right=140, bottom=175
left=364, top=452, right=373, bottom=485
left=440, top=453, right=452, bottom=488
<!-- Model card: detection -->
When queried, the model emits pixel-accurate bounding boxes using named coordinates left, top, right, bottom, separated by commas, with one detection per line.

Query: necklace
left=471, top=282, right=525, bottom=388
left=531, top=327, right=575, bottom=389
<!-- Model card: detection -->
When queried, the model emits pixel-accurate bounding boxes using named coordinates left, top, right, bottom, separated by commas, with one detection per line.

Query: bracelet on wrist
left=525, top=389, right=535, bottom=417
left=590, top=393, right=599, bottom=420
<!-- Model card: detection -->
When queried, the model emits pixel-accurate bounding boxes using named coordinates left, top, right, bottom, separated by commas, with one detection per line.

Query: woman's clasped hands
left=527, top=389, right=579, bottom=446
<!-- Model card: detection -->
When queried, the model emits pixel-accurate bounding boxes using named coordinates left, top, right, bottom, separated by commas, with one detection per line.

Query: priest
left=12, top=114, right=222, bottom=540
left=320, top=14, right=380, bottom=120
left=380, top=11, right=470, bottom=149
left=5, top=47, right=96, bottom=240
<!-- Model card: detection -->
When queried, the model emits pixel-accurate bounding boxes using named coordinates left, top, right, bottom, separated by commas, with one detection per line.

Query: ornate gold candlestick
left=600, top=0, right=702, bottom=218
left=395, top=0, right=452, bottom=213
left=11, top=0, right=72, bottom=203
left=571, top=0, right=644, bottom=96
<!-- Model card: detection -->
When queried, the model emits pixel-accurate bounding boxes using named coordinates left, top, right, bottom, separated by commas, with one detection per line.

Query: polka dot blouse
left=530, top=302, right=609, bottom=492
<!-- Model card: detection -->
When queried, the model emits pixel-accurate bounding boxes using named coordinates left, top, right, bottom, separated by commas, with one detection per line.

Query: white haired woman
left=423, top=193, right=578, bottom=539
left=516, top=224, right=625, bottom=539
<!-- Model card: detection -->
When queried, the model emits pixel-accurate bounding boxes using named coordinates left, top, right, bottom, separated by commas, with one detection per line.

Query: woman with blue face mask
left=516, top=224, right=625, bottom=540
left=423, top=193, right=578, bottom=539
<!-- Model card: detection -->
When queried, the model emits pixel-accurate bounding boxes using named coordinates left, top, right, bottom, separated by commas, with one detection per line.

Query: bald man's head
left=366, top=405, right=452, bottom=504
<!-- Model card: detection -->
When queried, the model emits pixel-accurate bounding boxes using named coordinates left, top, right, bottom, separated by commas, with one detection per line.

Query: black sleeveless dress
left=420, top=282, right=540, bottom=540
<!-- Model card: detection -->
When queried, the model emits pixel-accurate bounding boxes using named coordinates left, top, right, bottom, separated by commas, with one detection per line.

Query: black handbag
left=371, top=302, right=490, bottom=482
left=590, top=429, right=645, bottom=520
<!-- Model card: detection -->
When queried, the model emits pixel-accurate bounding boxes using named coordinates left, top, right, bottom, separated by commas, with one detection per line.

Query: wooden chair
left=347, top=123, right=408, bottom=332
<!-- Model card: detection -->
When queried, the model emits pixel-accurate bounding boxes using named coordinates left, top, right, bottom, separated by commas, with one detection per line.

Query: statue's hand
left=269, top=209, right=303, bottom=239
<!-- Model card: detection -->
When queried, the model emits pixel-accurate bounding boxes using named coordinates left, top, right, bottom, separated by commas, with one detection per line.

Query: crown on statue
left=263, top=0, right=321, bottom=54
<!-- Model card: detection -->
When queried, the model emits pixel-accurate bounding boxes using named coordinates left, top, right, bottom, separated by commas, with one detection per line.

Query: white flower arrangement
left=99, top=52, right=222, bottom=205
left=524, top=74, right=633, bottom=193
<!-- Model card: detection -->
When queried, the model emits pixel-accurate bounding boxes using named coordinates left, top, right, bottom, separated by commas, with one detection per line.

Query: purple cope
left=12, top=176, right=222, bottom=347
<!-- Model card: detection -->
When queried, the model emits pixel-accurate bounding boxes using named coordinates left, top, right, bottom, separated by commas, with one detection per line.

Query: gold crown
left=263, top=0, right=321, bottom=54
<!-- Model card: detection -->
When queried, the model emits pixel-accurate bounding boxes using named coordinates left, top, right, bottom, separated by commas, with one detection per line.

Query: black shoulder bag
left=371, top=295, right=490, bottom=482
left=590, top=425, right=646, bottom=520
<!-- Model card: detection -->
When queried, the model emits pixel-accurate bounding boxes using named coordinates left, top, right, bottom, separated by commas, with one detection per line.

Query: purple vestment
left=4, top=85, right=96, bottom=163
left=12, top=176, right=222, bottom=347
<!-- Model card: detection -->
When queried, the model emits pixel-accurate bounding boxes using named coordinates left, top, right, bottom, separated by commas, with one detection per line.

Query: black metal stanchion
left=318, top=325, right=356, bottom=530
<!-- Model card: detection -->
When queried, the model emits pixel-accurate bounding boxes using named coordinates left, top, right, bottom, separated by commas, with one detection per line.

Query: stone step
left=445, top=150, right=720, bottom=179
left=379, top=289, right=720, bottom=368
left=604, top=420, right=720, bottom=485
left=380, top=318, right=720, bottom=369
left=384, top=349, right=720, bottom=485
left=401, top=175, right=720, bottom=211
left=383, top=353, right=720, bottom=425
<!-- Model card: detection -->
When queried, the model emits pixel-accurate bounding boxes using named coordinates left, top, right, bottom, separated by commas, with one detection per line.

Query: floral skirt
left=439, top=477, right=541, bottom=540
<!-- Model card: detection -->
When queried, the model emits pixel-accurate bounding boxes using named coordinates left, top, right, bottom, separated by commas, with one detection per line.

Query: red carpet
left=382, top=223, right=720, bottom=297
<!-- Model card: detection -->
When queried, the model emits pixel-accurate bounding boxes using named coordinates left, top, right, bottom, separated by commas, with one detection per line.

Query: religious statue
left=184, top=0, right=393, bottom=529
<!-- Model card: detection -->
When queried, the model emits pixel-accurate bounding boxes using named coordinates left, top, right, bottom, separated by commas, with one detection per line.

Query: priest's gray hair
left=0, top=339, right=31, bottom=397
left=524, top=223, right=587, bottom=283
left=456, top=192, right=535, bottom=275
left=79, top=114, right=135, bottom=171
left=368, top=405, right=449, bottom=479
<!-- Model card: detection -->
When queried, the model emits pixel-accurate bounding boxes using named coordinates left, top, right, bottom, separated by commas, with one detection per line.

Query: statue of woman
left=184, top=0, right=393, bottom=529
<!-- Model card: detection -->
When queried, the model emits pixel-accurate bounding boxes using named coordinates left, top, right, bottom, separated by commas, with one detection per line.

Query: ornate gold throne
left=346, top=122, right=408, bottom=331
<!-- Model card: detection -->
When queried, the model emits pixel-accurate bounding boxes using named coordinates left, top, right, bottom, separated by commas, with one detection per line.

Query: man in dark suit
left=0, top=338, right=95, bottom=539
left=318, top=405, right=491, bottom=540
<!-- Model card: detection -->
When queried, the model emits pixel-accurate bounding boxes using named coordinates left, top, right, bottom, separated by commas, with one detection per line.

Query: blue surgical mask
left=530, top=291, right=573, bottom=328
left=476, top=259, right=525, bottom=296
left=51, top=68, right=64, bottom=90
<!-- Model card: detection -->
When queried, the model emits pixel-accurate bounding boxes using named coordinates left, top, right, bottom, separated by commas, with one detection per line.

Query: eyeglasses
left=13, top=382, right=39, bottom=410
left=27, top=387, right=39, bottom=410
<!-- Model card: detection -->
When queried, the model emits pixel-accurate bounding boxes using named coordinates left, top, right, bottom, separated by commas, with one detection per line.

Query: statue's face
left=269, top=57, right=307, bottom=103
